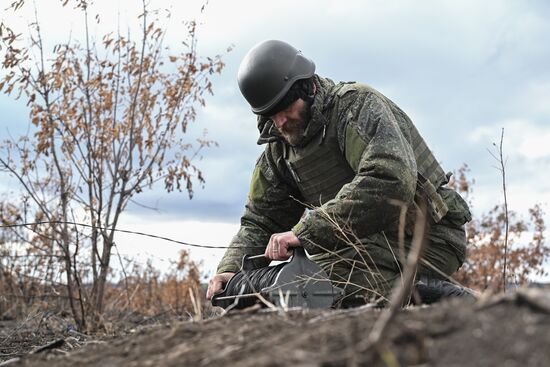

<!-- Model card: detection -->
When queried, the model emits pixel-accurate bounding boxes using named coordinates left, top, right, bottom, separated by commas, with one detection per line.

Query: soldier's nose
left=272, top=113, right=287, bottom=129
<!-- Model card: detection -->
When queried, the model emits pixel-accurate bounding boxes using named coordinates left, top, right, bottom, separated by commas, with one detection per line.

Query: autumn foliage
left=450, top=165, right=549, bottom=291
left=0, top=0, right=225, bottom=330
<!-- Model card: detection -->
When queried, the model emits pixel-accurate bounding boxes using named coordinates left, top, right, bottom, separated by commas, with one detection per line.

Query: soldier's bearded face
left=271, top=98, right=311, bottom=146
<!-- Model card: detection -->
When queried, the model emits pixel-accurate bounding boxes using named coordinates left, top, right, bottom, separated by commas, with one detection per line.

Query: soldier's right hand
left=206, top=272, right=235, bottom=300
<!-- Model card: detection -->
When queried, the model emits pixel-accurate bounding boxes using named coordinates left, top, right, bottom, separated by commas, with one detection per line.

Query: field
left=1, top=287, right=549, bottom=367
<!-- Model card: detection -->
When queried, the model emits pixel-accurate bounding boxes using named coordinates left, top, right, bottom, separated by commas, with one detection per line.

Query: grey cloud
left=1, top=0, right=550, bottom=228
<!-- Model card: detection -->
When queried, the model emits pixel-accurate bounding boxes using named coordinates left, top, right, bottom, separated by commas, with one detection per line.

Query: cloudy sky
left=1, top=0, right=549, bottom=279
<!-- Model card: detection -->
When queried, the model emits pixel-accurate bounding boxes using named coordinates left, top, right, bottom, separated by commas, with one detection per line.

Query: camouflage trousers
left=310, top=221, right=465, bottom=307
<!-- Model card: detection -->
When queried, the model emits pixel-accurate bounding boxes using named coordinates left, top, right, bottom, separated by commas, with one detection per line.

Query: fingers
left=265, top=234, right=277, bottom=259
left=206, top=272, right=235, bottom=300
left=265, top=232, right=298, bottom=261
left=265, top=234, right=282, bottom=260
left=206, top=278, right=222, bottom=300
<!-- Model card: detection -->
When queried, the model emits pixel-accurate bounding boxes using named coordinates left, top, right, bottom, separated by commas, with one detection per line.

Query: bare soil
left=2, top=288, right=550, bottom=367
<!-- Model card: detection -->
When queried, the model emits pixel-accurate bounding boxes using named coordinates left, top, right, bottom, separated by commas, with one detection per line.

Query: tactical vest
left=282, top=82, right=449, bottom=222
left=281, top=110, right=355, bottom=207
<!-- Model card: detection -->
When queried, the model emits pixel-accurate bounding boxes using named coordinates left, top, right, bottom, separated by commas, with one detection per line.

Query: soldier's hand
left=206, top=272, right=235, bottom=300
left=265, top=231, right=301, bottom=261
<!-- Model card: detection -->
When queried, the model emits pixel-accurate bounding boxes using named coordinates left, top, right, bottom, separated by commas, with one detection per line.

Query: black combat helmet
left=237, top=40, right=316, bottom=115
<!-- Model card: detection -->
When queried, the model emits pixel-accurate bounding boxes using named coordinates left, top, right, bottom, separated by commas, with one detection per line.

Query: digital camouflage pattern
left=217, top=76, right=471, bottom=303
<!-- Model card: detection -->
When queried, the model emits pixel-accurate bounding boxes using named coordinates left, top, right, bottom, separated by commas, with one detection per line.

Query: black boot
left=414, top=274, right=477, bottom=304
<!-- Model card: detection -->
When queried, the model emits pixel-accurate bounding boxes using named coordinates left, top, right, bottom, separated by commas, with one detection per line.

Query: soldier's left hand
left=265, top=231, right=301, bottom=261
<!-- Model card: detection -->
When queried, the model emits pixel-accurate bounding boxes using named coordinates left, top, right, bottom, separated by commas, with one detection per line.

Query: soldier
left=206, top=40, right=473, bottom=307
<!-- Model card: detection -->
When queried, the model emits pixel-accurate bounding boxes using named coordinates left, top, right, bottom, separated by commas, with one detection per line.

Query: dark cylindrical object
left=214, top=263, right=287, bottom=309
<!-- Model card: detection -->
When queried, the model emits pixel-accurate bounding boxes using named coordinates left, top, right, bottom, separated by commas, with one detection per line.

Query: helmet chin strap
left=303, top=93, right=315, bottom=105
left=305, top=78, right=316, bottom=101
left=302, top=77, right=317, bottom=105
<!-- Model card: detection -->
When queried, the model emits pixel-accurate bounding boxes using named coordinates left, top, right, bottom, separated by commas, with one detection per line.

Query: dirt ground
left=1, top=288, right=550, bottom=367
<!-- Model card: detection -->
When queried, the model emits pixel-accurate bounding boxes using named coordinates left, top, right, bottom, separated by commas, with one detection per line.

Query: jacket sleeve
left=216, top=145, right=305, bottom=273
left=292, top=91, right=418, bottom=254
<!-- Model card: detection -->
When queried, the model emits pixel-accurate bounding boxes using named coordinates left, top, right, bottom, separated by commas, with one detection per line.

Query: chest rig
left=277, top=79, right=450, bottom=223
left=281, top=110, right=355, bottom=207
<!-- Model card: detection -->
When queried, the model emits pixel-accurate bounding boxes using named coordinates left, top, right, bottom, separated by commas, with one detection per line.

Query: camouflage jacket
left=217, top=76, right=471, bottom=274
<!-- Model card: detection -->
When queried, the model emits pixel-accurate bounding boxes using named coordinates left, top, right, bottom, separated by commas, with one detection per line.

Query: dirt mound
left=4, top=288, right=550, bottom=367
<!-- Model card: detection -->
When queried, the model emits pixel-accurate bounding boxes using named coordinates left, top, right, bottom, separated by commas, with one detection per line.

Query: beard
left=277, top=102, right=311, bottom=146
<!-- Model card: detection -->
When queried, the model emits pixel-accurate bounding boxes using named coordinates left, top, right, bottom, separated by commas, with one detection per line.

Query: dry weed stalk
left=365, top=200, right=428, bottom=349
left=188, top=287, right=202, bottom=321
left=489, top=128, right=510, bottom=291
left=302, top=202, right=392, bottom=303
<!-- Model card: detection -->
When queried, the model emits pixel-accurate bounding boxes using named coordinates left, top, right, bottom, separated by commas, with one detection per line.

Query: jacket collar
left=256, top=75, right=336, bottom=146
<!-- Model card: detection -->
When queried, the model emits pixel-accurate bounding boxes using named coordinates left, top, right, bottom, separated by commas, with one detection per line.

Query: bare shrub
left=0, top=0, right=225, bottom=329
left=450, top=165, right=549, bottom=291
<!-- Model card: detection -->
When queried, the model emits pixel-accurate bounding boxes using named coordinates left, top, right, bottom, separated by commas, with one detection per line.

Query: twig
left=491, top=128, right=509, bottom=292
left=363, top=199, right=428, bottom=349
left=188, top=287, right=202, bottom=321
left=31, top=338, right=65, bottom=354
left=0, top=357, right=20, bottom=366
left=499, top=129, right=509, bottom=292
left=113, top=243, right=131, bottom=307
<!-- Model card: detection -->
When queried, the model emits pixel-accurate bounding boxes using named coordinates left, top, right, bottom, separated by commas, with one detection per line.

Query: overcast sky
left=1, top=0, right=549, bottom=278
